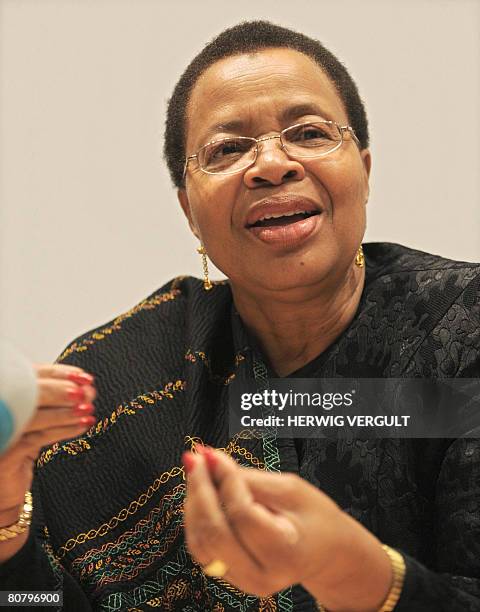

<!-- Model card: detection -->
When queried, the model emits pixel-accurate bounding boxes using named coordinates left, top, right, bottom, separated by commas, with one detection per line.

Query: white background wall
left=1, top=0, right=479, bottom=362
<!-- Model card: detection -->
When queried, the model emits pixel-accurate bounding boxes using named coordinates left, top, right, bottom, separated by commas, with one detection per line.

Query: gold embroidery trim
left=36, top=380, right=186, bottom=468
left=56, top=466, right=184, bottom=559
left=184, top=435, right=265, bottom=469
left=185, top=349, right=246, bottom=385
left=58, top=280, right=184, bottom=361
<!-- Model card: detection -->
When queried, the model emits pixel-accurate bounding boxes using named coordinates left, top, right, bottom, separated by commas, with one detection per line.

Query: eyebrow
left=201, top=102, right=333, bottom=143
left=281, top=102, right=332, bottom=123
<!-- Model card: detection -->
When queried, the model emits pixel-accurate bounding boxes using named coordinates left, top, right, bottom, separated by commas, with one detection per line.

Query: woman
left=1, top=20, right=479, bottom=611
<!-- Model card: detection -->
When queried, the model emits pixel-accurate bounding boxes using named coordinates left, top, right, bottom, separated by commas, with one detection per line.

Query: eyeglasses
left=183, top=120, right=360, bottom=178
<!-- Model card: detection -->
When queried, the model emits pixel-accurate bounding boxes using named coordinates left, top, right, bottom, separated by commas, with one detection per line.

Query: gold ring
left=203, top=559, right=229, bottom=578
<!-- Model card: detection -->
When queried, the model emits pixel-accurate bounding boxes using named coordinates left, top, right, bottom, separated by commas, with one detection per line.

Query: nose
left=243, top=135, right=305, bottom=188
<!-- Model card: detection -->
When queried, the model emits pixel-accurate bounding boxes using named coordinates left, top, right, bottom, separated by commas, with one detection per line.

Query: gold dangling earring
left=197, top=245, right=213, bottom=291
left=355, top=245, right=365, bottom=268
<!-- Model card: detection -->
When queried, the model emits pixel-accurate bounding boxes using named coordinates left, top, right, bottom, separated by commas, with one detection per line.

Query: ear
left=360, top=149, right=371, bottom=204
left=360, top=149, right=372, bottom=179
left=177, top=189, right=200, bottom=240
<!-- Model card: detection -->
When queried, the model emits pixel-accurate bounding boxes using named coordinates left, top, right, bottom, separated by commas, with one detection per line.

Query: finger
left=34, top=363, right=95, bottom=386
left=204, top=449, right=300, bottom=568
left=7, top=419, right=96, bottom=462
left=183, top=451, right=268, bottom=594
left=37, top=379, right=96, bottom=407
left=241, top=466, right=339, bottom=515
left=25, top=404, right=95, bottom=433
left=204, top=447, right=300, bottom=512
left=207, top=451, right=315, bottom=511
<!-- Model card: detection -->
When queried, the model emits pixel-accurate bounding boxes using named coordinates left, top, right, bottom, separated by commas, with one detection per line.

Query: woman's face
left=178, top=48, right=371, bottom=294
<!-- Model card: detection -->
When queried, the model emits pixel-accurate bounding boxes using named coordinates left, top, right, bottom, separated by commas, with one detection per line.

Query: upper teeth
left=258, top=210, right=311, bottom=221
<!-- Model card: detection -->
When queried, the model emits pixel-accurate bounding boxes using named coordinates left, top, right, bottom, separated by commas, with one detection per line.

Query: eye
left=289, top=124, right=333, bottom=144
left=201, top=138, right=254, bottom=169
left=304, top=127, right=328, bottom=139
left=213, top=142, right=238, bottom=158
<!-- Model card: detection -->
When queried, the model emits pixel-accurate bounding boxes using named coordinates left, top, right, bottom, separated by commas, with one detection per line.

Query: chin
left=233, top=258, right=335, bottom=295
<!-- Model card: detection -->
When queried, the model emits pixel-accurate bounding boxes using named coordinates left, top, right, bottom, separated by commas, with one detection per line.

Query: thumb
left=204, top=447, right=300, bottom=548
left=243, top=470, right=304, bottom=511
left=241, top=464, right=337, bottom=515
left=206, top=447, right=302, bottom=511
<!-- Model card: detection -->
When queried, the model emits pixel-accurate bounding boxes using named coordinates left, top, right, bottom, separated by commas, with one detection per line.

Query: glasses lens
left=283, top=122, right=342, bottom=157
left=199, top=137, right=256, bottom=174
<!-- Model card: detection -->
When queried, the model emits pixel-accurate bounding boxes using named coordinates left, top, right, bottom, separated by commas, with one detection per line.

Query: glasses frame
left=182, top=120, right=360, bottom=179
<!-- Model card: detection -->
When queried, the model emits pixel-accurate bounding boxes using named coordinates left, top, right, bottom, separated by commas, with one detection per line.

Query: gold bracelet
left=378, top=545, right=406, bottom=611
left=315, top=544, right=405, bottom=612
left=0, top=491, right=33, bottom=541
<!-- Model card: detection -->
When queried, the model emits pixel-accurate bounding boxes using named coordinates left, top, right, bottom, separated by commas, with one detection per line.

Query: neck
left=231, top=266, right=365, bottom=377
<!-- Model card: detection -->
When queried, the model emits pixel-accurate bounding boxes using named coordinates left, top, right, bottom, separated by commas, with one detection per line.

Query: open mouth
left=248, top=210, right=320, bottom=228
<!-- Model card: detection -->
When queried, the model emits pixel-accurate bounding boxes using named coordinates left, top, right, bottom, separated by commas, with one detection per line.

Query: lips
left=244, top=194, right=323, bottom=248
left=245, top=194, right=322, bottom=228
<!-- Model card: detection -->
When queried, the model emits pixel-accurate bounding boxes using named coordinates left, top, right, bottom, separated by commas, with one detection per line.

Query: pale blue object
left=0, top=338, right=38, bottom=453
left=0, top=398, right=14, bottom=452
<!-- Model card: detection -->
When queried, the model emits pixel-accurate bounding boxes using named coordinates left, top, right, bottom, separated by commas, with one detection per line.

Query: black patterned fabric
left=0, top=242, right=479, bottom=612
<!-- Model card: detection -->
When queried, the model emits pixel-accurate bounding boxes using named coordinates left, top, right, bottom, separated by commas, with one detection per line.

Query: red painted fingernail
left=73, top=403, right=95, bottom=415
left=204, top=448, right=218, bottom=471
left=78, top=415, right=96, bottom=427
left=182, top=452, right=196, bottom=475
left=67, top=388, right=85, bottom=402
left=68, top=372, right=95, bottom=385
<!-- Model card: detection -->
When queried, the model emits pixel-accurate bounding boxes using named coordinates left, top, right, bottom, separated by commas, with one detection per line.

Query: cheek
left=186, top=176, right=240, bottom=245
left=330, top=171, right=367, bottom=237
left=312, top=159, right=368, bottom=219
left=327, top=163, right=367, bottom=205
left=308, top=159, right=368, bottom=245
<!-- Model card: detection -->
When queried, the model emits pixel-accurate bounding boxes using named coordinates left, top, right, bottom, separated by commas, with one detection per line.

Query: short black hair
left=164, top=20, right=369, bottom=188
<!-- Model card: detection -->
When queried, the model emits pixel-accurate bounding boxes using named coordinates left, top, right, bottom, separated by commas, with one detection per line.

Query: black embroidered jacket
left=0, top=243, right=479, bottom=611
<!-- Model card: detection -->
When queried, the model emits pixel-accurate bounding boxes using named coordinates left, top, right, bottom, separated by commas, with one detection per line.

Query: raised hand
left=182, top=446, right=392, bottom=612
left=0, top=364, right=96, bottom=562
